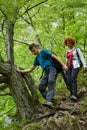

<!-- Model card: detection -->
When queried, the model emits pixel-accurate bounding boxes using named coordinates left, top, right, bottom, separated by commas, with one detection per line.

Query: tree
left=0, top=0, right=48, bottom=120
left=0, top=0, right=87, bottom=122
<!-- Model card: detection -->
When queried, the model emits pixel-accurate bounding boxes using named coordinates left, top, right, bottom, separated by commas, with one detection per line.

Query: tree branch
left=0, top=75, right=9, bottom=84
left=0, top=93, right=11, bottom=96
left=0, top=84, right=8, bottom=91
left=0, top=9, right=7, bottom=18
left=14, top=39, right=29, bottom=45
left=0, top=61, right=11, bottom=76
left=20, top=0, right=48, bottom=17
left=30, top=8, right=40, bottom=18
left=21, top=8, right=40, bottom=25
left=0, top=106, right=15, bottom=117
left=21, top=16, right=31, bottom=24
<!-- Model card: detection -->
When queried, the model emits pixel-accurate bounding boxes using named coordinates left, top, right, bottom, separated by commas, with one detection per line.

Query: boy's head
left=29, top=43, right=40, bottom=55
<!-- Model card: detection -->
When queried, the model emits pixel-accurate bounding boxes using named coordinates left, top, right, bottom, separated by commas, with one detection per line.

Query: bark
left=6, top=21, right=14, bottom=64
left=9, top=67, right=34, bottom=119
left=0, top=21, right=39, bottom=120
left=0, top=58, right=39, bottom=119
left=23, top=74, right=39, bottom=104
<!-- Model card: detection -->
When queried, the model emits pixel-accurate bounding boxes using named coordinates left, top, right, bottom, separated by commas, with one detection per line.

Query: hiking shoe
left=70, top=95, right=77, bottom=101
left=42, top=101, right=54, bottom=109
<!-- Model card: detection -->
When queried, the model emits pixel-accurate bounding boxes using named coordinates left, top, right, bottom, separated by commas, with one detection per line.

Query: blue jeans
left=66, top=66, right=79, bottom=97
left=38, top=67, right=57, bottom=102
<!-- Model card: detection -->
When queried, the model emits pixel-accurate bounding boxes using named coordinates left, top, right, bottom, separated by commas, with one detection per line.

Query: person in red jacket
left=64, top=36, right=87, bottom=102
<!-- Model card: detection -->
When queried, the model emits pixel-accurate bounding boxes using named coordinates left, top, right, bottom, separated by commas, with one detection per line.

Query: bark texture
left=0, top=58, right=39, bottom=119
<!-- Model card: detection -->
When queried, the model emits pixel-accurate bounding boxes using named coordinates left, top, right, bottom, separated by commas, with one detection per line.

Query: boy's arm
left=16, top=65, right=36, bottom=74
left=51, top=53, right=68, bottom=71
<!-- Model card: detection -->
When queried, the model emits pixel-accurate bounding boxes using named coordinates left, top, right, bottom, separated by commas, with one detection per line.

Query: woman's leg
left=71, top=67, right=79, bottom=97
left=65, top=67, right=72, bottom=94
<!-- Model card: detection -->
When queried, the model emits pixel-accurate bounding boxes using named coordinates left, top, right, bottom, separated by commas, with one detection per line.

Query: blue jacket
left=33, top=49, right=53, bottom=70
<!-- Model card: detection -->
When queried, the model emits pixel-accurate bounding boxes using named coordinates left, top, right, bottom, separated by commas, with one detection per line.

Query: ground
left=21, top=86, right=87, bottom=130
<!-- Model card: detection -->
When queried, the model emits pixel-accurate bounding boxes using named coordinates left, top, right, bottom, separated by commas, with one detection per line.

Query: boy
left=17, top=43, right=68, bottom=108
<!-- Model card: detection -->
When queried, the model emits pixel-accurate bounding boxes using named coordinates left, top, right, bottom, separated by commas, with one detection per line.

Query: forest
left=0, top=0, right=87, bottom=130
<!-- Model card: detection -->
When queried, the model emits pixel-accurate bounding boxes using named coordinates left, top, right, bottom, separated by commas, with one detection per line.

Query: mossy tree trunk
left=0, top=21, right=39, bottom=120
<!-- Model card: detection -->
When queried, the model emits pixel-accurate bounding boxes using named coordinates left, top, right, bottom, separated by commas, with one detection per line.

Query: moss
left=71, top=116, right=81, bottom=130
left=26, top=122, right=42, bottom=130
left=60, top=112, right=81, bottom=130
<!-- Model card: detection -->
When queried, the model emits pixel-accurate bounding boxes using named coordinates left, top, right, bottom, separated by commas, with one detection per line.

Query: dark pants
left=38, top=67, right=57, bottom=102
left=65, top=66, right=79, bottom=97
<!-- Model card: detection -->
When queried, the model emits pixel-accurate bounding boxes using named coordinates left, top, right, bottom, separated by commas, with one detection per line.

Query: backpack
left=40, top=50, right=63, bottom=73
left=76, top=48, right=83, bottom=68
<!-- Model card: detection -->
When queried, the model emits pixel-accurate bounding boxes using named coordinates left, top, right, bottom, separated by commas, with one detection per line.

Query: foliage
left=0, top=0, right=87, bottom=128
left=1, top=122, right=21, bottom=130
left=0, top=94, right=16, bottom=129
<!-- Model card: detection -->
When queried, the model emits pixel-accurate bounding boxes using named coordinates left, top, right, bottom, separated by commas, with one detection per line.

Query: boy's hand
left=16, top=67, right=20, bottom=72
left=63, top=65, right=68, bottom=71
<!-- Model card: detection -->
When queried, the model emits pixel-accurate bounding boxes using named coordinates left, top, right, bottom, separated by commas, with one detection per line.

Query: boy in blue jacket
left=17, top=43, right=68, bottom=108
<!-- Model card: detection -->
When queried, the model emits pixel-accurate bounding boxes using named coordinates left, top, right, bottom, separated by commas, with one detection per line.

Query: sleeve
left=77, top=48, right=87, bottom=67
left=42, top=49, right=52, bottom=56
left=33, top=57, right=40, bottom=66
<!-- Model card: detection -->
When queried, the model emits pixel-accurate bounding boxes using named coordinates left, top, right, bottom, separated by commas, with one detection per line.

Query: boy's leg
left=46, top=67, right=57, bottom=102
left=38, top=73, right=48, bottom=100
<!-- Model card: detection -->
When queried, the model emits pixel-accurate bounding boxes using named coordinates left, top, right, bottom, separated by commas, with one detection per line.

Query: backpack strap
left=76, top=48, right=83, bottom=67
left=41, top=50, right=53, bottom=62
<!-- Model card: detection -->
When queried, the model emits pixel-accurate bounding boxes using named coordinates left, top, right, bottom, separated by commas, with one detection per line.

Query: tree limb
left=0, top=75, right=9, bottom=84
left=0, top=84, right=8, bottom=91
left=20, top=0, right=48, bottom=17
left=0, top=106, right=15, bottom=117
left=0, top=9, right=7, bottom=18
left=14, top=39, right=29, bottom=45
left=0, top=93, right=11, bottom=96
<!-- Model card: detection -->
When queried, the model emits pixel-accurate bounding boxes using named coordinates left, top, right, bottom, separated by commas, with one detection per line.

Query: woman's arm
left=77, top=48, right=87, bottom=68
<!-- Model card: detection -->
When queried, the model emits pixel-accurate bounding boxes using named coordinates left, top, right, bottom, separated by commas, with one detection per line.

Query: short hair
left=29, top=43, right=39, bottom=50
left=64, top=36, right=76, bottom=46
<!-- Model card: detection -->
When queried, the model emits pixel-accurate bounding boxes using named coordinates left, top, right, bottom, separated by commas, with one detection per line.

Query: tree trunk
left=6, top=21, right=14, bottom=65
left=0, top=56, right=38, bottom=119
left=9, top=67, right=34, bottom=120
left=1, top=21, right=39, bottom=120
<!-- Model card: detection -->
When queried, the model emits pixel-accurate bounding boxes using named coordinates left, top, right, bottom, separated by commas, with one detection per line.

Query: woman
left=64, top=37, right=87, bottom=101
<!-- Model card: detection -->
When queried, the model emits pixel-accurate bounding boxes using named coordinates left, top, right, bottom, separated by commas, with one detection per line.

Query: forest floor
left=21, top=85, right=87, bottom=130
